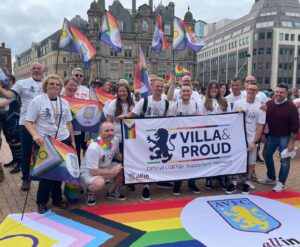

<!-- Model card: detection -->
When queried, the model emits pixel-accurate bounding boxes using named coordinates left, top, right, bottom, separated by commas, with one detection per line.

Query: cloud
left=1, top=0, right=253, bottom=58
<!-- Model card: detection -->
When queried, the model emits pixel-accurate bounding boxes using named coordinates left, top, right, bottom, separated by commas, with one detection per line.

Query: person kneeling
left=80, top=122, right=126, bottom=206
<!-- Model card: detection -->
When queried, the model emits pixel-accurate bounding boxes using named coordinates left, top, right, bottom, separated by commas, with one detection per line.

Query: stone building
left=0, top=43, right=12, bottom=74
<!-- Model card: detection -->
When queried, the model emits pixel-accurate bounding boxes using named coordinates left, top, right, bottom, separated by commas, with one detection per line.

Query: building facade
left=197, top=0, right=300, bottom=89
left=14, top=0, right=197, bottom=84
left=0, top=42, right=12, bottom=74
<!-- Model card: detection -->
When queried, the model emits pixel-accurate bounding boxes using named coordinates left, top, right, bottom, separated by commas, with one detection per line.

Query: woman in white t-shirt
left=198, top=80, right=228, bottom=190
left=25, top=74, right=75, bottom=214
left=106, top=83, right=135, bottom=150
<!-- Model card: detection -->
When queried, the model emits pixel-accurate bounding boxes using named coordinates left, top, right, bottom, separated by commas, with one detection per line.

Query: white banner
left=122, top=112, right=247, bottom=184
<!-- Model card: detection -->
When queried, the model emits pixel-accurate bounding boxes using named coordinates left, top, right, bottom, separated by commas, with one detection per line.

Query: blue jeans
left=19, top=125, right=33, bottom=181
left=262, top=135, right=291, bottom=184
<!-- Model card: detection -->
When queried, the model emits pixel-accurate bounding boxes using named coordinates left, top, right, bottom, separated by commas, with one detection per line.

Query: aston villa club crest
left=83, top=106, right=95, bottom=120
left=207, top=198, right=281, bottom=234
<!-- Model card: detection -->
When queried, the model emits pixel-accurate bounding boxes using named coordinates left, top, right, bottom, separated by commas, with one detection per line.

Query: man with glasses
left=167, top=75, right=200, bottom=102
left=259, top=84, right=299, bottom=192
left=72, top=68, right=90, bottom=100
left=0, top=62, right=44, bottom=191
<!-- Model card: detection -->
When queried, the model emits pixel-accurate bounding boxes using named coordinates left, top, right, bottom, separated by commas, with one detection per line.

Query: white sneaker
left=257, top=177, right=276, bottom=185
left=246, top=181, right=256, bottom=190
left=273, top=181, right=284, bottom=192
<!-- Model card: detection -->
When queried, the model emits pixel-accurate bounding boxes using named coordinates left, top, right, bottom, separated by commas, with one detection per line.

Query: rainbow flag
left=166, top=73, right=172, bottom=84
left=123, top=119, right=136, bottom=140
left=151, top=14, right=169, bottom=54
left=36, top=137, right=80, bottom=185
left=100, top=11, right=122, bottom=52
left=175, top=64, right=190, bottom=77
left=173, top=17, right=205, bottom=52
left=89, top=87, right=116, bottom=104
left=133, top=47, right=151, bottom=97
left=59, top=18, right=96, bottom=66
left=62, top=96, right=102, bottom=132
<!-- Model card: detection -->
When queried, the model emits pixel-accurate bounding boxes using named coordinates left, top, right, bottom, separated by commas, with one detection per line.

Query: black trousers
left=36, top=137, right=71, bottom=205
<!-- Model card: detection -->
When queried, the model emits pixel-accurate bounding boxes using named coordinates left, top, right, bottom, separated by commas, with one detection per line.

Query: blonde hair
left=155, top=77, right=165, bottom=84
left=42, top=74, right=64, bottom=93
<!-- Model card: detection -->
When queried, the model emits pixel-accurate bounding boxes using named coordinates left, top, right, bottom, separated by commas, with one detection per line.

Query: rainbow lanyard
left=88, top=137, right=113, bottom=151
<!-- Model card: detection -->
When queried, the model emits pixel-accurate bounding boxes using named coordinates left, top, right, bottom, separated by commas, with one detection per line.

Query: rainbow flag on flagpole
left=100, top=11, right=122, bottom=52
left=151, top=14, right=169, bottom=54
left=175, top=64, right=191, bottom=77
left=90, top=87, right=116, bottom=104
left=62, top=96, right=102, bottom=132
left=133, top=47, right=151, bottom=97
left=173, top=17, right=205, bottom=52
left=59, top=18, right=96, bottom=67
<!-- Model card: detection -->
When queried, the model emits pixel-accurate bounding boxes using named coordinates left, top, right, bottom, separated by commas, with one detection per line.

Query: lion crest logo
left=147, top=128, right=177, bottom=163
left=208, top=198, right=281, bottom=233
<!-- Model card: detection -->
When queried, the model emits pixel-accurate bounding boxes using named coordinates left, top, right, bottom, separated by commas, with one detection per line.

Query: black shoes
left=38, top=204, right=49, bottom=214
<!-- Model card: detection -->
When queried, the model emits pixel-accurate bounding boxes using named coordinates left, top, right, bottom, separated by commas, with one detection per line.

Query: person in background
left=25, top=74, right=75, bottom=213
left=219, top=81, right=230, bottom=97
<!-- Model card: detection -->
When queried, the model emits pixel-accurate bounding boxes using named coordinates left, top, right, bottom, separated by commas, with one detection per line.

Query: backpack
left=141, top=96, right=169, bottom=117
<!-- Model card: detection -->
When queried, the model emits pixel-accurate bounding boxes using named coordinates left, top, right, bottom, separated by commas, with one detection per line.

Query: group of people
left=0, top=61, right=299, bottom=214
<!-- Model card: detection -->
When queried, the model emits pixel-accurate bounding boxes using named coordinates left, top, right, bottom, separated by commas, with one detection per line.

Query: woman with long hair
left=198, top=80, right=228, bottom=190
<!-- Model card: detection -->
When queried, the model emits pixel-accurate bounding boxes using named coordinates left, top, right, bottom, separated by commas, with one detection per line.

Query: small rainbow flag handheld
left=151, top=14, right=169, bottom=54
left=175, top=64, right=191, bottom=77
left=100, top=11, right=122, bottom=52
left=173, top=17, right=205, bottom=52
left=62, top=96, right=102, bottom=132
left=31, top=137, right=80, bottom=185
left=90, top=87, right=116, bottom=104
left=59, top=18, right=96, bottom=67
left=166, top=73, right=172, bottom=84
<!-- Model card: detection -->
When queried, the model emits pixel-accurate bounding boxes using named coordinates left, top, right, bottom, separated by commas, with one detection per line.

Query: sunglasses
left=75, top=74, right=83, bottom=78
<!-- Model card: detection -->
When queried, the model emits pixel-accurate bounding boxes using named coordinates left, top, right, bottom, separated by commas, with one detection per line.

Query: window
left=253, top=48, right=257, bottom=56
left=243, top=25, right=251, bottom=32
left=164, top=24, right=171, bottom=35
left=232, top=29, right=242, bottom=37
left=253, top=63, right=256, bottom=71
left=118, top=20, right=124, bottom=31
left=279, top=33, right=284, bottom=41
left=259, top=32, right=265, bottom=40
left=64, top=71, right=67, bottom=77
left=63, top=57, right=67, bottom=63
left=266, top=62, right=271, bottom=70
left=282, top=21, right=293, bottom=27
left=258, top=48, right=264, bottom=55
left=254, top=33, right=258, bottom=41
left=142, top=20, right=149, bottom=32
left=285, top=34, right=289, bottom=41
left=286, top=12, right=300, bottom=17
left=265, top=77, right=270, bottom=84
left=256, top=21, right=274, bottom=28
left=295, top=22, right=300, bottom=29
left=298, top=35, right=300, bottom=41
left=110, top=48, right=117, bottom=57
left=266, top=47, right=272, bottom=54
left=267, top=32, right=272, bottom=39
left=291, top=34, right=295, bottom=41
left=258, top=63, right=264, bottom=70
left=124, top=46, right=132, bottom=58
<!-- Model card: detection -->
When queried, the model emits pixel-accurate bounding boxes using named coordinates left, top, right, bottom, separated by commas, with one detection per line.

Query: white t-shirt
left=75, top=85, right=90, bottom=100
left=241, top=90, right=268, bottom=104
left=226, top=93, right=246, bottom=112
left=198, top=98, right=227, bottom=115
left=11, top=77, right=43, bottom=125
left=106, top=99, right=132, bottom=142
left=168, top=100, right=200, bottom=116
left=173, top=88, right=200, bottom=102
left=132, top=95, right=168, bottom=117
left=294, top=98, right=300, bottom=122
left=80, top=137, right=119, bottom=174
left=26, top=94, right=72, bottom=141
left=234, top=99, right=266, bottom=143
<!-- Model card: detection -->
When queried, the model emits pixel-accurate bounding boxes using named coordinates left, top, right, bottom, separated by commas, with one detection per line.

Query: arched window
left=142, top=20, right=148, bottom=32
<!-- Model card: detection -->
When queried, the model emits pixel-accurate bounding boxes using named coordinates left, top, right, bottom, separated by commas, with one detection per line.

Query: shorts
left=248, top=147, right=257, bottom=165
left=80, top=162, right=120, bottom=191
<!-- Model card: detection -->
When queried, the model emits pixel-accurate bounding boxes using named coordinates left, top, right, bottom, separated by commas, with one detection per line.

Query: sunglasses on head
left=75, top=74, right=83, bottom=78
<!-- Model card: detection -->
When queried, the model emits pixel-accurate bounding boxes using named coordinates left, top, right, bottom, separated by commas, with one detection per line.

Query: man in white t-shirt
left=128, top=77, right=172, bottom=201
left=72, top=68, right=90, bottom=100
left=0, top=62, right=44, bottom=191
left=226, top=77, right=245, bottom=112
left=226, top=82, right=266, bottom=194
left=167, top=75, right=200, bottom=102
left=80, top=122, right=125, bottom=206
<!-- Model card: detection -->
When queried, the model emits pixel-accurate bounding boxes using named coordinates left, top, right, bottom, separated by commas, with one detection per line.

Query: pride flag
left=166, top=73, right=172, bottom=84
left=133, top=47, right=151, bottom=97
left=100, top=11, right=122, bottom=52
left=62, top=96, right=102, bottom=132
left=151, top=14, right=169, bottom=54
left=0, top=68, right=8, bottom=86
left=90, top=87, right=116, bottom=104
left=173, top=17, right=205, bottom=52
left=175, top=64, right=190, bottom=77
left=59, top=18, right=96, bottom=66
left=31, top=137, right=80, bottom=185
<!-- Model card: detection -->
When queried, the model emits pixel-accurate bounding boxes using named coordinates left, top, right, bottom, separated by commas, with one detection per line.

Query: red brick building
left=0, top=42, right=12, bottom=74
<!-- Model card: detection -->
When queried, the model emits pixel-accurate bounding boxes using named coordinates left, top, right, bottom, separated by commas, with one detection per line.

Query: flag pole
left=56, top=19, right=65, bottom=74
left=55, top=49, right=60, bottom=74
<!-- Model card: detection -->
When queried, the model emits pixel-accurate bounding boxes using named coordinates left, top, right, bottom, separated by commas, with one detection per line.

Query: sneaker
left=247, top=181, right=256, bottom=190
left=204, top=179, right=213, bottom=190
left=242, top=183, right=250, bottom=195
left=225, top=183, right=237, bottom=194
left=257, top=155, right=265, bottom=164
left=257, top=177, right=276, bottom=185
left=0, top=164, right=4, bottom=183
left=188, top=181, right=201, bottom=194
left=10, top=166, right=21, bottom=174
left=21, top=180, right=30, bottom=191
left=155, top=182, right=173, bottom=189
left=3, top=160, right=16, bottom=168
left=37, top=204, right=49, bottom=214
left=107, top=190, right=126, bottom=201
left=273, top=181, right=285, bottom=192
left=173, top=182, right=181, bottom=196
left=86, top=192, right=96, bottom=206
left=142, top=187, right=150, bottom=201
left=53, top=200, right=69, bottom=209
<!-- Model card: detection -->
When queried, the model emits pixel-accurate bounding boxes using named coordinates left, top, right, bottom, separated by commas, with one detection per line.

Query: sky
left=0, top=0, right=254, bottom=57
